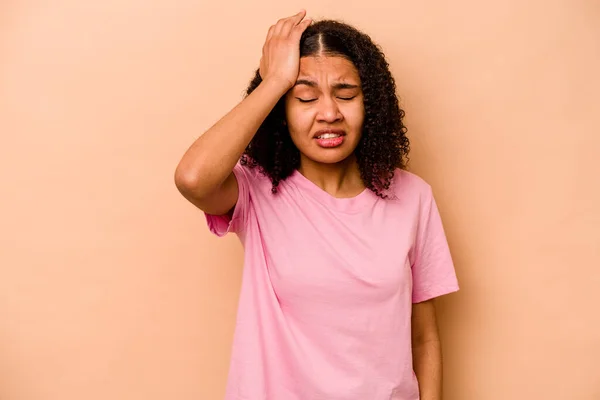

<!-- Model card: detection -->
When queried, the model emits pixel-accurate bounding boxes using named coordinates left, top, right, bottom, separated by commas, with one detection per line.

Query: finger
left=291, top=10, right=307, bottom=25
left=292, top=18, right=312, bottom=37
left=265, top=25, right=275, bottom=43
left=276, top=10, right=305, bottom=36
left=280, top=20, right=296, bottom=37
left=281, top=10, right=307, bottom=36
left=300, top=17, right=312, bottom=28
left=273, top=17, right=288, bottom=36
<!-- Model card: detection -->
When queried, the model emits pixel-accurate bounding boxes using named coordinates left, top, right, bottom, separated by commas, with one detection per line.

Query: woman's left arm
left=412, top=299, right=443, bottom=400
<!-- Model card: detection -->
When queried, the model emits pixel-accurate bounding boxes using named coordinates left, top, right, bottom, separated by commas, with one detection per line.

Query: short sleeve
left=204, top=163, right=251, bottom=237
left=411, top=186, right=459, bottom=303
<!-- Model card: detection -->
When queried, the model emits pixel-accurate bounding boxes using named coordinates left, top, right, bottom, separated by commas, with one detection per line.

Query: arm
left=174, top=78, right=288, bottom=215
left=173, top=10, right=311, bottom=215
left=411, top=299, right=443, bottom=400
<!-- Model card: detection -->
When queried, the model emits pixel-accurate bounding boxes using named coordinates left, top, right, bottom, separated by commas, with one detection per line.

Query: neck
left=297, top=154, right=365, bottom=198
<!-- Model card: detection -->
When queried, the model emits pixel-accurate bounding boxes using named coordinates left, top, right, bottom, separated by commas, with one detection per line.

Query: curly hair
left=241, top=19, right=410, bottom=198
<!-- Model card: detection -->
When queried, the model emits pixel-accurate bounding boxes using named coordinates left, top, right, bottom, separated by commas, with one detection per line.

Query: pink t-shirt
left=205, top=163, right=459, bottom=400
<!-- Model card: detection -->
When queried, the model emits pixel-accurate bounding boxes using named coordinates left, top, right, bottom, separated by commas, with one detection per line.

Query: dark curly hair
left=241, top=19, right=410, bottom=198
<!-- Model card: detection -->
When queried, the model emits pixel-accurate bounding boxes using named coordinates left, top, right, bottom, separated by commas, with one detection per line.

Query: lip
left=313, top=129, right=346, bottom=139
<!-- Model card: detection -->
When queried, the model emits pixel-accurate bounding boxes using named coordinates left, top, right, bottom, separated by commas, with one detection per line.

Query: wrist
left=260, top=76, right=294, bottom=95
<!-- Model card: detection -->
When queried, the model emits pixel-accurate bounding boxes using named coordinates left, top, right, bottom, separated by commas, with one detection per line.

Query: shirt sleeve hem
left=204, top=165, right=248, bottom=237
left=412, top=284, right=460, bottom=303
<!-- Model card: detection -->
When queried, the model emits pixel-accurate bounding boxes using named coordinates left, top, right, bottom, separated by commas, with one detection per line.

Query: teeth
left=317, top=133, right=341, bottom=139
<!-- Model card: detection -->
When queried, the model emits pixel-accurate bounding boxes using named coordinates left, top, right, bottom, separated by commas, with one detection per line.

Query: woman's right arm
left=174, top=10, right=311, bottom=216
left=174, top=78, right=288, bottom=216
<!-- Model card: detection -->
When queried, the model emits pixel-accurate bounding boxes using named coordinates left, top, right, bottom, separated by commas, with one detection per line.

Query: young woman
left=175, top=10, right=459, bottom=400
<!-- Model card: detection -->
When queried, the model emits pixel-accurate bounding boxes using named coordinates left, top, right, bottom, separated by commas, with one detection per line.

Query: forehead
left=297, top=56, right=360, bottom=83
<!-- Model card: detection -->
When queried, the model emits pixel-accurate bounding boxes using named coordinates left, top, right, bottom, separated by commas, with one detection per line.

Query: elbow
left=173, top=162, right=218, bottom=201
left=174, top=164, right=201, bottom=195
left=173, top=167, right=190, bottom=187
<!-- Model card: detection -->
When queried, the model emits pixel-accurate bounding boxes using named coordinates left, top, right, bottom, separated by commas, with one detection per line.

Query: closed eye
left=296, top=96, right=356, bottom=102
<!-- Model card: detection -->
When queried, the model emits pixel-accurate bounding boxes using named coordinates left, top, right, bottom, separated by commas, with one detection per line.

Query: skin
left=174, top=11, right=312, bottom=216
left=284, top=55, right=365, bottom=198
left=174, top=9, right=443, bottom=399
left=412, top=300, right=443, bottom=400
left=286, top=53, right=443, bottom=400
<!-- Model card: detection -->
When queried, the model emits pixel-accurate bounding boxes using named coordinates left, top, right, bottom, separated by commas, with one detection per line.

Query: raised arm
left=174, top=10, right=311, bottom=215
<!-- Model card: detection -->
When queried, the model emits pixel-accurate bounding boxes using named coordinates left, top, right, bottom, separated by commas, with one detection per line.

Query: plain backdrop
left=1, top=0, right=599, bottom=399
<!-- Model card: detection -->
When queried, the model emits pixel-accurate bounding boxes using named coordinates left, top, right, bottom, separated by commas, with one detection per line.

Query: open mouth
left=316, top=133, right=344, bottom=139
left=314, top=130, right=346, bottom=148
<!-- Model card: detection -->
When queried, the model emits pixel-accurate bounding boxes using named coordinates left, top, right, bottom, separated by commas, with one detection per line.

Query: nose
left=316, top=96, right=343, bottom=124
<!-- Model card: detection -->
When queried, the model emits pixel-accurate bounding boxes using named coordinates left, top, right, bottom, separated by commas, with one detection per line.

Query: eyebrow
left=294, top=79, right=360, bottom=90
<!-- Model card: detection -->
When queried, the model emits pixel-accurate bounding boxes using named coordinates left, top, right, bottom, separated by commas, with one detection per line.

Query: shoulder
left=388, top=168, right=434, bottom=202
left=233, top=161, right=272, bottom=190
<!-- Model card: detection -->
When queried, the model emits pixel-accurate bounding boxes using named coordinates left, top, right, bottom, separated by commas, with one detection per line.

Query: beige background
left=1, top=0, right=599, bottom=399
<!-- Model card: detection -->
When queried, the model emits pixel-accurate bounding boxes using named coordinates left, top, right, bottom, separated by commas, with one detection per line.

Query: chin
left=303, top=148, right=356, bottom=165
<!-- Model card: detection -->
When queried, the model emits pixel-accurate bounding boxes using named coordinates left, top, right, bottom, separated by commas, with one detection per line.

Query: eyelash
left=297, top=96, right=356, bottom=103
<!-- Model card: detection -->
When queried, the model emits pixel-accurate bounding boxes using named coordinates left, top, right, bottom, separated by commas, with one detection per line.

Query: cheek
left=286, top=107, right=315, bottom=136
left=342, top=103, right=365, bottom=129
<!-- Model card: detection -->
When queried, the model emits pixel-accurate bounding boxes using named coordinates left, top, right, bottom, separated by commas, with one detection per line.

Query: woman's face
left=284, top=56, right=364, bottom=166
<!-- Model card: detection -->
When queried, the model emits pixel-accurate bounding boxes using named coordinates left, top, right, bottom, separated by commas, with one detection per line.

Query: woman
left=175, top=10, right=459, bottom=400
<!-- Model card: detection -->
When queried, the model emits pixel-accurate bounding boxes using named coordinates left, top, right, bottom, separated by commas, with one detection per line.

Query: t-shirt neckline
left=288, top=169, right=377, bottom=213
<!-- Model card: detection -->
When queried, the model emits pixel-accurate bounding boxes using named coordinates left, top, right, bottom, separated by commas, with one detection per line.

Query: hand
left=259, top=10, right=312, bottom=90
